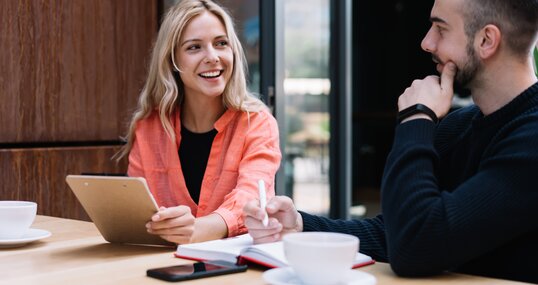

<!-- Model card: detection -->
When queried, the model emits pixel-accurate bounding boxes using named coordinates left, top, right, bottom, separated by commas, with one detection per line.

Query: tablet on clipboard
left=66, top=175, right=174, bottom=247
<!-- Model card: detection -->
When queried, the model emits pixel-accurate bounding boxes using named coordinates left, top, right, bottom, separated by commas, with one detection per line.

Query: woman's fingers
left=146, top=205, right=195, bottom=244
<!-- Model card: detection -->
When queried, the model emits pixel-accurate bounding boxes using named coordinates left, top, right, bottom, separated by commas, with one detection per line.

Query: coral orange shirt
left=128, top=108, right=281, bottom=237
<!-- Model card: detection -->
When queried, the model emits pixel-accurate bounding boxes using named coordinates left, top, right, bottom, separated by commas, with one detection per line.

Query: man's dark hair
left=462, top=0, right=538, bottom=57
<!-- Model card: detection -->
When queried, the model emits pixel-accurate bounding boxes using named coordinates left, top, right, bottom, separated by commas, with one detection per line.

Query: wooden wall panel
left=0, top=0, right=157, bottom=143
left=0, top=147, right=127, bottom=221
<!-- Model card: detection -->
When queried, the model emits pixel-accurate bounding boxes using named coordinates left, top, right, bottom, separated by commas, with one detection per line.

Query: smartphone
left=146, top=260, right=248, bottom=282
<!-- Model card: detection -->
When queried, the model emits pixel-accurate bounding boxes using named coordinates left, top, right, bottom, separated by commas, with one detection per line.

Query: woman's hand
left=146, top=206, right=195, bottom=244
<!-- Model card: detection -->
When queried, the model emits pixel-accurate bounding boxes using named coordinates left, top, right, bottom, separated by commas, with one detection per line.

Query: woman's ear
left=475, top=24, right=501, bottom=59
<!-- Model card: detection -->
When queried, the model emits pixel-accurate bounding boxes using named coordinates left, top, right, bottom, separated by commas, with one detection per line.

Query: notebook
left=65, top=175, right=174, bottom=247
left=175, top=234, right=374, bottom=268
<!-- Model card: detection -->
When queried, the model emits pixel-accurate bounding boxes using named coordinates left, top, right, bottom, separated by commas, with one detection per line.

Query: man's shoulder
left=433, top=106, right=479, bottom=150
left=437, top=105, right=479, bottom=134
left=443, top=105, right=480, bottom=124
left=505, top=105, right=538, bottom=135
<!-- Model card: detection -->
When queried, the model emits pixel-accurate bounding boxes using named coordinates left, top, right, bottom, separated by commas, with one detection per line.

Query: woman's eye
left=216, top=40, right=228, bottom=47
left=187, top=44, right=200, bottom=51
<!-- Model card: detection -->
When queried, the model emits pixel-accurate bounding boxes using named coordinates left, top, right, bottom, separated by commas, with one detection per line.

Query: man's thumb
left=441, top=62, right=456, bottom=96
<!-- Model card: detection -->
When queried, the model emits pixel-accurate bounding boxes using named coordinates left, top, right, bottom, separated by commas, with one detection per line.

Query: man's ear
left=475, top=24, right=501, bottom=59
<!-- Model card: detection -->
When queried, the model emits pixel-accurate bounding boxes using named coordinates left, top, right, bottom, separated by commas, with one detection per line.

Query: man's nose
left=421, top=27, right=436, bottom=53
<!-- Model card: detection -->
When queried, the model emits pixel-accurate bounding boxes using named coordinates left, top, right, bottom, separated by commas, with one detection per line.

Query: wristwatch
left=397, top=103, right=439, bottom=124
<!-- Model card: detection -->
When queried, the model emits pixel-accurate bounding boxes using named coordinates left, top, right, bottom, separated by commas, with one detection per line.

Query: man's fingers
left=441, top=62, right=456, bottom=96
left=248, top=225, right=282, bottom=244
left=252, top=234, right=281, bottom=244
left=266, top=196, right=294, bottom=214
left=245, top=216, right=281, bottom=230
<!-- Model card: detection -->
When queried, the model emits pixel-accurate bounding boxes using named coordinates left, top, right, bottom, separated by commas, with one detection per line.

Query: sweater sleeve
left=381, top=118, right=538, bottom=277
left=300, top=211, right=388, bottom=262
left=213, top=110, right=282, bottom=236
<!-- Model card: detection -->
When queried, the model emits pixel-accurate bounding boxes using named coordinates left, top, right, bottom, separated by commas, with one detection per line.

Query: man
left=243, top=0, right=538, bottom=282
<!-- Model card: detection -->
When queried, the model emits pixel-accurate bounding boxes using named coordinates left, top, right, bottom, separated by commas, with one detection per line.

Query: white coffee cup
left=0, top=201, right=37, bottom=239
left=283, top=232, right=359, bottom=285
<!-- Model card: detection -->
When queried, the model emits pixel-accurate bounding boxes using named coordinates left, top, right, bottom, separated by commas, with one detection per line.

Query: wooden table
left=0, top=216, right=529, bottom=285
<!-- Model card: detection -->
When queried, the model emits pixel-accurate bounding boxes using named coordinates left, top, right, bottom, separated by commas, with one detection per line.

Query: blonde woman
left=118, top=0, right=281, bottom=244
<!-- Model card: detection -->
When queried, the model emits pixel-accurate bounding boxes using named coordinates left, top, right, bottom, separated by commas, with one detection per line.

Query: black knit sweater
left=301, top=82, right=538, bottom=283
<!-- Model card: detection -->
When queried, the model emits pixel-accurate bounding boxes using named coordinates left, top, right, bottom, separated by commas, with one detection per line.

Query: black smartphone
left=146, top=260, right=248, bottom=282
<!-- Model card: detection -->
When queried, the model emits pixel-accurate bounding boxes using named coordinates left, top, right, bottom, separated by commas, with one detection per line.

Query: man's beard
left=432, top=42, right=481, bottom=97
left=455, top=42, right=481, bottom=93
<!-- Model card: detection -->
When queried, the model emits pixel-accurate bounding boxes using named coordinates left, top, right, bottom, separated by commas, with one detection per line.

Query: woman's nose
left=204, top=47, right=219, bottom=64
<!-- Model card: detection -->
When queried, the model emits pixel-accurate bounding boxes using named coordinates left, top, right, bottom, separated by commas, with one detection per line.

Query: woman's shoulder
left=237, top=108, right=277, bottom=128
left=236, top=107, right=274, bottom=121
left=224, top=108, right=279, bottom=139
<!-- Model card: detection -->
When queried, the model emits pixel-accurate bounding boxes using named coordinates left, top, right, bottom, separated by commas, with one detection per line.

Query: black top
left=179, top=125, right=217, bottom=204
left=301, top=82, right=538, bottom=283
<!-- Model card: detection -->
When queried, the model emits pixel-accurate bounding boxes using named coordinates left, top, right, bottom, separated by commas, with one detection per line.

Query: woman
left=117, top=0, right=281, bottom=244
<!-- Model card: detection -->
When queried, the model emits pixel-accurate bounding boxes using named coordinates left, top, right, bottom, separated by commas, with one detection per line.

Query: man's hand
left=398, top=62, right=457, bottom=122
left=243, top=196, right=303, bottom=244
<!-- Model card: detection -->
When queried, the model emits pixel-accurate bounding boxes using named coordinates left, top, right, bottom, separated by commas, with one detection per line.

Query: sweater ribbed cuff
left=393, top=119, right=436, bottom=149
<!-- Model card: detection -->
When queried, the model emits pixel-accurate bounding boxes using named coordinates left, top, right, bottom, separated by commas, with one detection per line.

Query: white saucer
left=0, top=228, right=51, bottom=248
left=263, top=267, right=376, bottom=285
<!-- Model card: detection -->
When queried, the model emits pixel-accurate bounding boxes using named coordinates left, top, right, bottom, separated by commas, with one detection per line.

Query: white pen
left=258, top=179, right=269, bottom=227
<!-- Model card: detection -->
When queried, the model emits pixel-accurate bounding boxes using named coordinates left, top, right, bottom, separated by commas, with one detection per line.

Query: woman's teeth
left=200, top=71, right=221, bottom=78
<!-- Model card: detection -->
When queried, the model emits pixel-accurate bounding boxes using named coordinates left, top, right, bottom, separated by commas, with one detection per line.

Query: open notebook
left=175, top=234, right=374, bottom=268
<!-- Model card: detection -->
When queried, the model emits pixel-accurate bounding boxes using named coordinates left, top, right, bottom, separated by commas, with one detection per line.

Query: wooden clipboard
left=66, top=175, right=174, bottom=247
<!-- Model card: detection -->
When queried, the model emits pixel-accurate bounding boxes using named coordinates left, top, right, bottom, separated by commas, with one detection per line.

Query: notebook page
left=240, top=241, right=287, bottom=267
left=176, top=234, right=253, bottom=262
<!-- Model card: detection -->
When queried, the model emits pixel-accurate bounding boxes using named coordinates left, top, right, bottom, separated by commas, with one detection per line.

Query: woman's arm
left=192, top=213, right=228, bottom=242
left=213, top=110, right=282, bottom=237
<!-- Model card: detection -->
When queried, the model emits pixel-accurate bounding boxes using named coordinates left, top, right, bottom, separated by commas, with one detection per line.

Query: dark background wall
left=0, top=0, right=157, bottom=220
left=352, top=1, right=435, bottom=202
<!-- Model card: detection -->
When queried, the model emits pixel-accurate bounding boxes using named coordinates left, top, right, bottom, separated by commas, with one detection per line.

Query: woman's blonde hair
left=116, top=0, right=265, bottom=160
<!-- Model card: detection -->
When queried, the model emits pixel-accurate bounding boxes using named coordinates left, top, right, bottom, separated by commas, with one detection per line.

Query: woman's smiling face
left=175, top=11, right=233, bottom=100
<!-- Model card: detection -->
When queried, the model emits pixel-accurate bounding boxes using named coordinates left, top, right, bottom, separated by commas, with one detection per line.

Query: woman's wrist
left=191, top=214, right=228, bottom=243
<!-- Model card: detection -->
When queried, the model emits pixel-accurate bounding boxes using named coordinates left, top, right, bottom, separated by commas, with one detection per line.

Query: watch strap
left=397, top=103, right=439, bottom=124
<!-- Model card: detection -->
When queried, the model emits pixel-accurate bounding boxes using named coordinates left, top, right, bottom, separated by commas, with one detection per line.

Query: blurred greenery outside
left=284, top=2, right=330, bottom=159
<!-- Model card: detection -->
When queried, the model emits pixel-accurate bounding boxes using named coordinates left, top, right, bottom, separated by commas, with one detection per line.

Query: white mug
left=283, top=232, right=359, bottom=285
left=0, top=201, right=37, bottom=239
